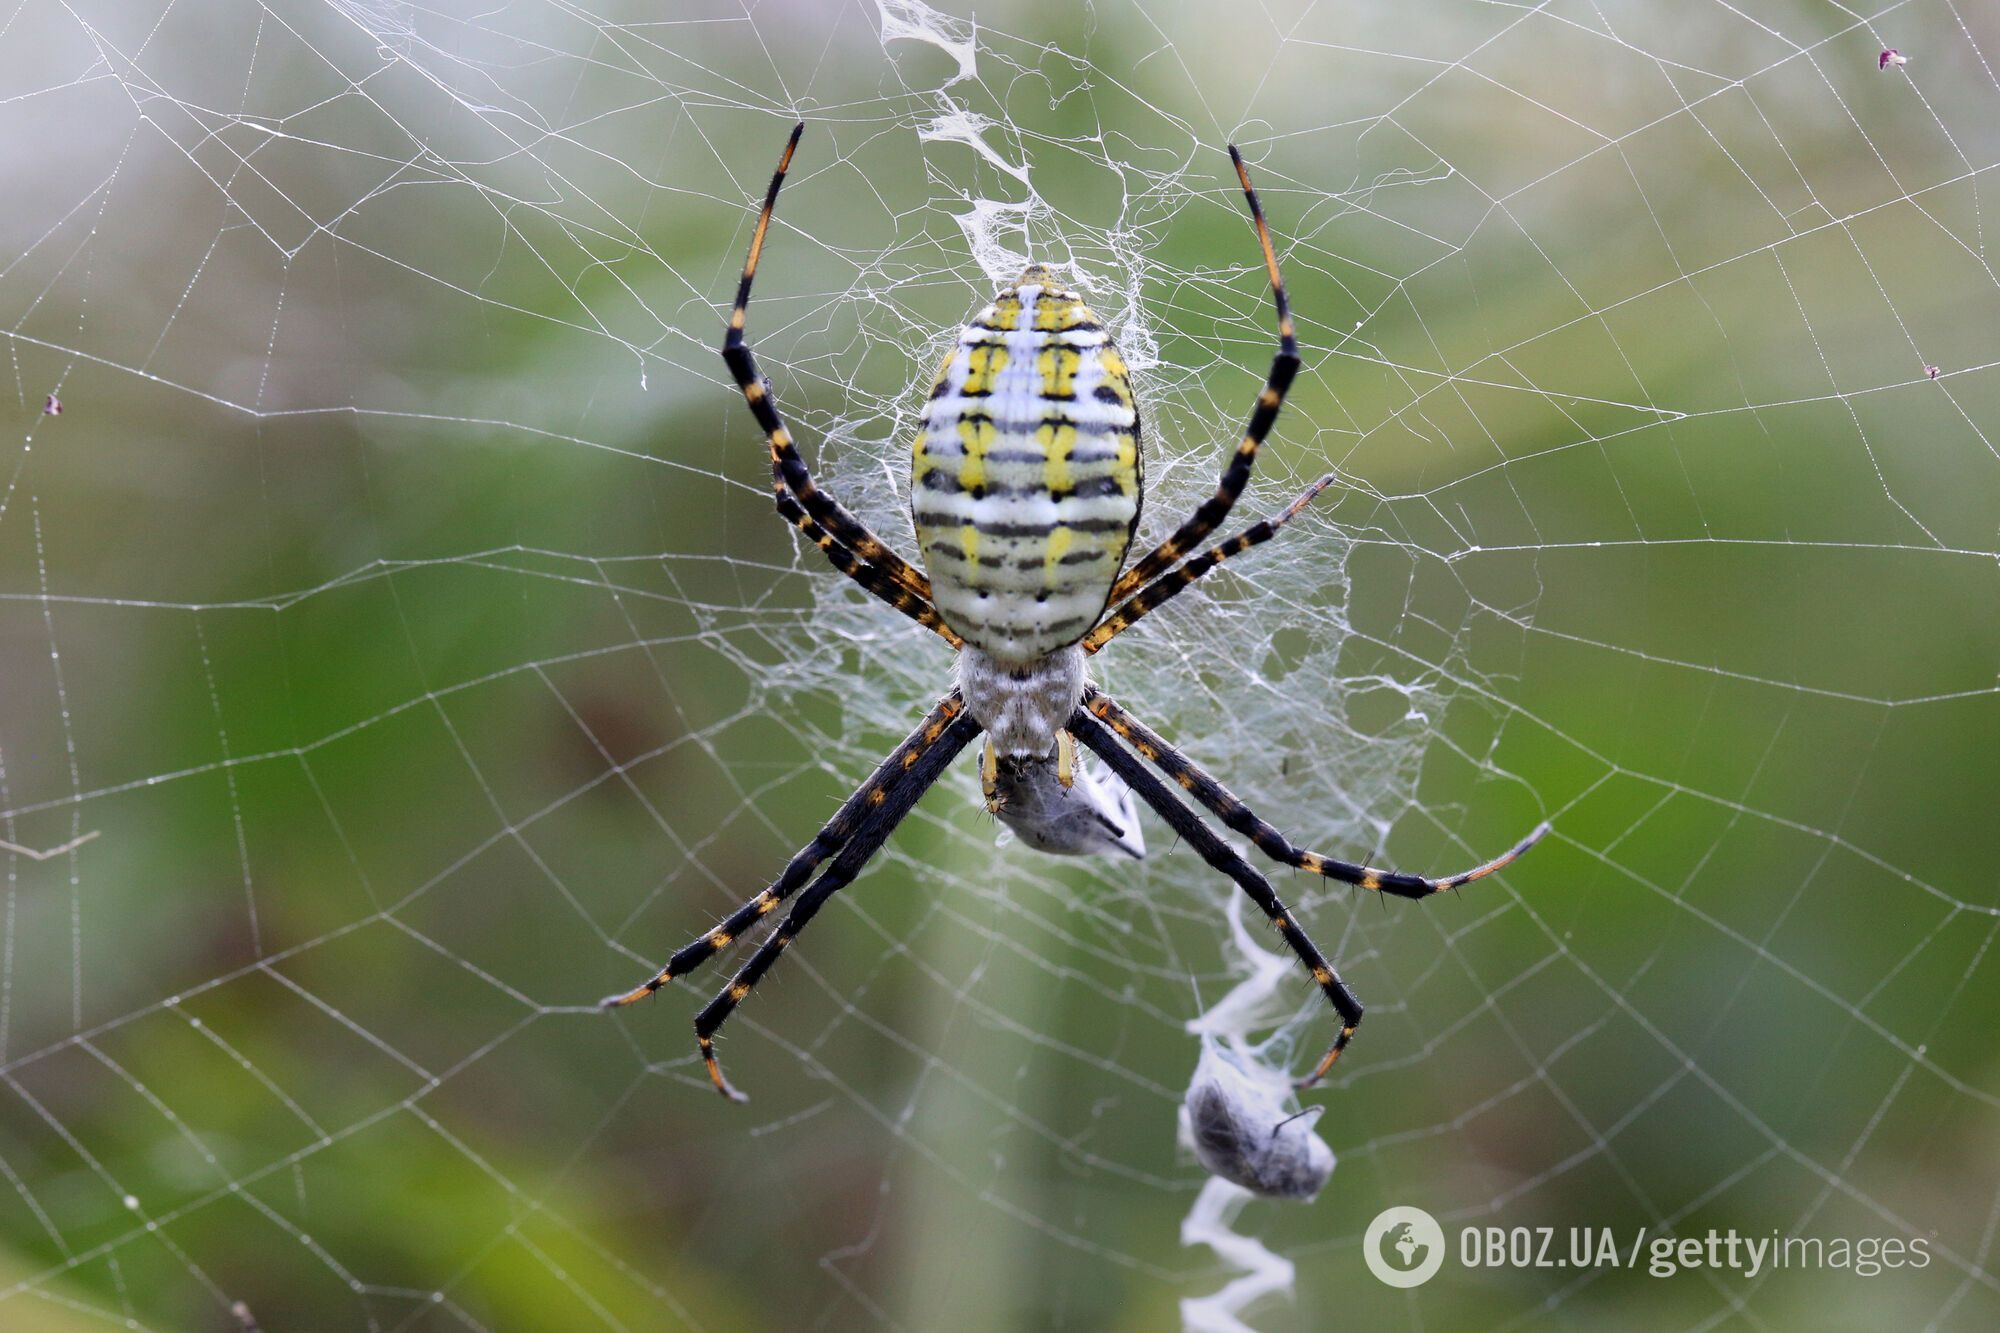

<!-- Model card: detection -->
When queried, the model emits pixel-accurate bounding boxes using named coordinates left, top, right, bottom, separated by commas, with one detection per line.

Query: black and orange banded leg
left=1084, top=473, right=1334, bottom=652
left=1081, top=689, right=1548, bottom=896
left=600, top=692, right=971, bottom=1013
left=693, top=704, right=981, bottom=1100
left=720, top=121, right=936, bottom=609
left=772, top=484, right=963, bottom=646
left=1069, top=709, right=1362, bottom=1089
left=1108, top=144, right=1300, bottom=605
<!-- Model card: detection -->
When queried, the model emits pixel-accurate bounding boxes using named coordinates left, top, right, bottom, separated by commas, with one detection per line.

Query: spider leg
left=1069, top=708, right=1362, bottom=1089
left=693, top=705, right=982, bottom=1100
left=1080, top=689, right=1549, bottom=895
left=773, top=486, right=963, bottom=646
left=1107, top=144, right=1299, bottom=605
left=1084, top=473, right=1334, bottom=652
left=720, top=122, right=939, bottom=612
left=600, top=692, right=971, bottom=1010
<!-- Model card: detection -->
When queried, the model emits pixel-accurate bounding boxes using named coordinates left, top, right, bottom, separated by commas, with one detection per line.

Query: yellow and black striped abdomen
left=911, top=267, right=1142, bottom=662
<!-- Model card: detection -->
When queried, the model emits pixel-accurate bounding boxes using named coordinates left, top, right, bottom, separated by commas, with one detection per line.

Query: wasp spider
left=604, top=124, right=1549, bottom=1101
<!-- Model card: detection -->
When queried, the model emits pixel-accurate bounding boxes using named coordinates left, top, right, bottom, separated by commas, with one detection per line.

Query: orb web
left=0, top=0, right=1996, bottom=1327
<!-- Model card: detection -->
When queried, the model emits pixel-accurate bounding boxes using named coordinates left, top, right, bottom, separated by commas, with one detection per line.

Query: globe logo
left=1363, top=1206, right=1446, bottom=1288
left=1390, top=1223, right=1427, bottom=1268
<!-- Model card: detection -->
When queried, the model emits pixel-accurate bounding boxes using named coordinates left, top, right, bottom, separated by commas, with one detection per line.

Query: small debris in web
left=0, top=830, right=100, bottom=860
left=1181, top=1037, right=1333, bottom=1200
left=1925, top=365, right=1940, bottom=380
left=1879, top=49, right=1907, bottom=71
left=42, top=393, right=60, bottom=415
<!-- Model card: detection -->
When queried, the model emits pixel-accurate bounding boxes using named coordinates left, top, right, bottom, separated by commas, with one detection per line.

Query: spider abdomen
left=911, top=266, right=1141, bottom=662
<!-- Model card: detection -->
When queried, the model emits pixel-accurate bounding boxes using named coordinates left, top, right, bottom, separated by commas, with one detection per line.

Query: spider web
left=1, top=0, right=1997, bottom=1327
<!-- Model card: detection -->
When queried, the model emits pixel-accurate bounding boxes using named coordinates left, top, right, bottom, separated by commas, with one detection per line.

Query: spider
left=603, top=124, right=1549, bottom=1101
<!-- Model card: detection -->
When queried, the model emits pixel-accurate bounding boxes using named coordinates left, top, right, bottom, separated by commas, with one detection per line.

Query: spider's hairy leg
left=694, top=706, right=982, bottom=1101
left=1069, top=709, right=1363, bottom=1089
left=718, top=121, right=936, bottom=608
left=1107, top=143, right=1300, bottom=605
left=1084, top=473, right=1334, bottom=653
left=1080, top=689, right=1549, bottom=895
left=599, top=693, right=971, bottom=1010
left=772, top=485, right=962, bottom=647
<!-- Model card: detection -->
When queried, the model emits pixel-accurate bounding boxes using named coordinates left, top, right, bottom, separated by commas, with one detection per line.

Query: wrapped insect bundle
left=1181, top=1037, right=1334, bottom=1200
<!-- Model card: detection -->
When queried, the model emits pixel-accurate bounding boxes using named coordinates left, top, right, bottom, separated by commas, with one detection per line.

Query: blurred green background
left=2, top=1, right=1998, bottom=1328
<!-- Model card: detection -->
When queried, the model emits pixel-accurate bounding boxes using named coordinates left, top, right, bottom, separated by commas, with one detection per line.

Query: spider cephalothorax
left=603, top=124, right=1548, bottom=1102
